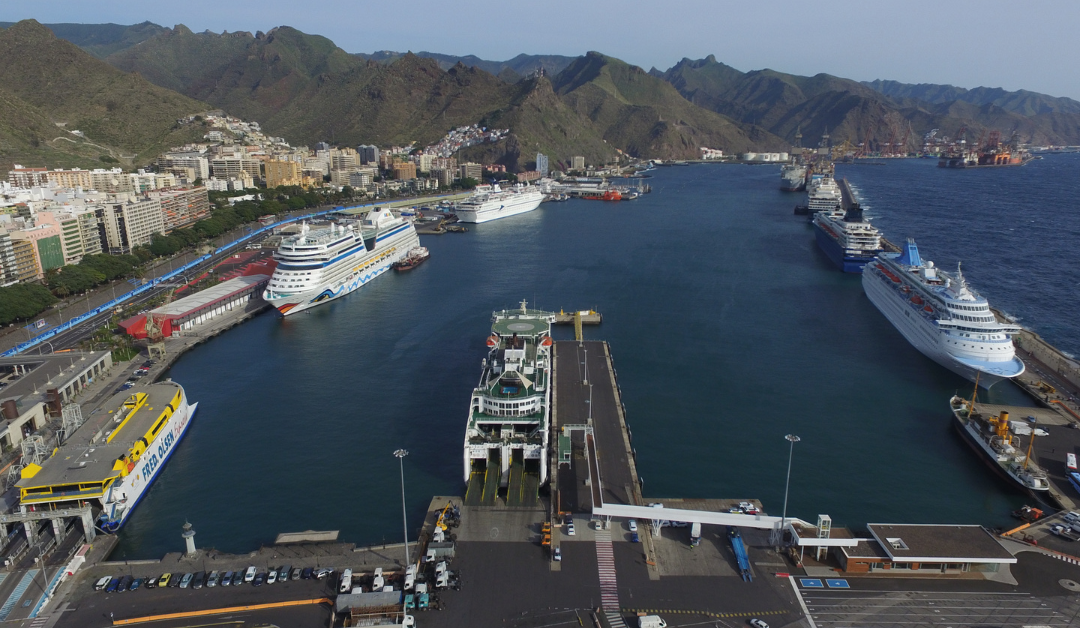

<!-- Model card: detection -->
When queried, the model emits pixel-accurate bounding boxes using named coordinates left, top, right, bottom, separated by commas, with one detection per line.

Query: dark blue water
left=112, top=155, right=1080, bottom=559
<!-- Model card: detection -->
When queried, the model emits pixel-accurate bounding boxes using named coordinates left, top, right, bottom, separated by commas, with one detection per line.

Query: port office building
left=120, top=274, right=269, bottom=339
left=836, top=524, right=1016, bottom=575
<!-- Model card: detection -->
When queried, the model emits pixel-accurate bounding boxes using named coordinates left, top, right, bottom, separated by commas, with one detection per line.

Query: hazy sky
left=5, top=0, right=1079, bottom=100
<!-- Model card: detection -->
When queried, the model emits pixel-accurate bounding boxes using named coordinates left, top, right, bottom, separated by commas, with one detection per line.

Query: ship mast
left=1024, top=414, right=1038, bottom=470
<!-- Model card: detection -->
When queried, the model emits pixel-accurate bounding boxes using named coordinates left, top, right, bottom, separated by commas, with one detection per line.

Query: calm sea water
left=112, top=155, right=1080, bottom=559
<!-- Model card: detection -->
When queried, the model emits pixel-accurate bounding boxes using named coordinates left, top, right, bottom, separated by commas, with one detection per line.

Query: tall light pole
left=394, top=449, right=410, bottom=568
left=777, top=434, right=801, bottom=549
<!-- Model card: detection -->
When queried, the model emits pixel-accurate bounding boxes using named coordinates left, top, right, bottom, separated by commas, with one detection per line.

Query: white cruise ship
left=806, top=173, right=842, bottom=217
left=862, top=239, right=1024, bottom=388
left=463, top=302, right=554, bottom=507
left=263, top=208, right=419, bottom=316
left=455, top=184, right=544, bottom=224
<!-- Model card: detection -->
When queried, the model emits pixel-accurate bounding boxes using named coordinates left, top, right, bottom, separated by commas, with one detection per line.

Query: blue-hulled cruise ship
left=812, top=204, right=883, bottom=273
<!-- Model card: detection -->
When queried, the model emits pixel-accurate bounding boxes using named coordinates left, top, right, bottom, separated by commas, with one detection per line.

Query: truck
left=638, top=616, right=668, bottom=628
left=690, top=522, right=701, bottom=547
left=415, top=583, right=430, bottom=610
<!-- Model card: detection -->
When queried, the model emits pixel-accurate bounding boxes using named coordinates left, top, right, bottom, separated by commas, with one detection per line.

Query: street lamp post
left=777, top=434, right=801, bottom=549
left=394, top=449, right=410, bottom=567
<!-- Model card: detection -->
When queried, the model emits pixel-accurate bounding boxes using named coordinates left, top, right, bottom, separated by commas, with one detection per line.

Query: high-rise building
left=392, top=162, right=417, bottom=180
left=0, top=228, right=18, bottom=286
left=47, top=169, right=92, bottom=189
left=9, top=236, right=41, bottom=283
left=357, top=145, right=379, bottom=165
left=210, top=157, right=261, bottom=180
left=459, top=162, right=482, bottom=182
left=536, top=153, right=549, bottom=176
left=148, top=187, right=211, bottom=232
left=418, top=154, right=434, bottom=174
left=571, top=156, right=585, bottom=171
left=98, top=198, right=164, bottom=254
left=157, top=154, right=211, bottom=180
left=263, top=160, right=303, bottom=188
left=431, top=168, right=454, bottom=187
left=330, top=148, right=360, bottom=171
left=36, top=211, right=87, bottom=265
left=7, top=166, right=48, bottom=188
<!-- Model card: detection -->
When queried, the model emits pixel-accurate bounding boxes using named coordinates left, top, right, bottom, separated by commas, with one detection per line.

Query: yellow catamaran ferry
left=16, top=381, right=198, bottom=533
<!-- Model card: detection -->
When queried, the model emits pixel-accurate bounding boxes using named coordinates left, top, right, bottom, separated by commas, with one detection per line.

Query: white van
left=638, top=616, right=667, bottom=628
left=339, top=568, right=353, bottom=594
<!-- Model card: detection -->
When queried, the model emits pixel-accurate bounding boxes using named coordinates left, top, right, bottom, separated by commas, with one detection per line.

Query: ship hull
left=813, top=223, right=874, bottom=273
left=862, top=265, right=1012, bottom=388
left=265, top=227, right=419, bottom=316
left=98, top=400, right=198, bottom=532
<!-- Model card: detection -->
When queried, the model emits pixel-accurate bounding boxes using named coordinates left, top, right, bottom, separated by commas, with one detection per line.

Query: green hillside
left=0, top=20, right=209, bottom=169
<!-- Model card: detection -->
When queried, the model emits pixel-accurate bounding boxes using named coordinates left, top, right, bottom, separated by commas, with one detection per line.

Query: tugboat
left=392, top=246, right=430, bottom=271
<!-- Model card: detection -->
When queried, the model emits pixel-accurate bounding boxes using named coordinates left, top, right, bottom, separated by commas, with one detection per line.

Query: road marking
left=788, top=575, right=818, bottom=628
left=0, top=570, right=38, bottom=620
left=594, top=529, right=626, bottom=628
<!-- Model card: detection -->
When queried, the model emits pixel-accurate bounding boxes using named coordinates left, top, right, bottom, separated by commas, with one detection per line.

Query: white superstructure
left=263, top=208, right=419, bottom=316
left=454, top=184, right=544, bottom=224
left=862, top=239, right=1024, bottom=388
left=806, top=173, right=842, bottom=215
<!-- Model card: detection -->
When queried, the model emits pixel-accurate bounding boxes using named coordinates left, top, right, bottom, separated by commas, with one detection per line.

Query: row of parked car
left=93, top=565, right=334, bottom=593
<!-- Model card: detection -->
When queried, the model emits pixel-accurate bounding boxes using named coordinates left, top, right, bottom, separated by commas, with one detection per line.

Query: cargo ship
left=16, top=381, right=198, bottom=532
left=463, top=302, right=554, bottom=506
left=812, top=204, right=882, bottom=273
left=949, top=394, right=1050, bottom=493
left=263, top=208, right=419, bottom=316
left=862, top=239, right=1025, bottom=388
left=780, top=162, right=807, bottom=192
left=938, top=132, right=1033, bottom=168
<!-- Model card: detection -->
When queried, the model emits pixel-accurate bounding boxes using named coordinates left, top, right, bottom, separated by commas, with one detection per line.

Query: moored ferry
left=862, top=239, right=1024, bottom=388
left=263, top=208, right=419, bottom=316
left=463, top=302, right=554, bottom=506
left=16, top=381, right=198, bottom=532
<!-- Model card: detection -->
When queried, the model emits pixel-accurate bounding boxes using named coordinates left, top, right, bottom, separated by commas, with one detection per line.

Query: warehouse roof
left=151, top=274, right=269, bottom=318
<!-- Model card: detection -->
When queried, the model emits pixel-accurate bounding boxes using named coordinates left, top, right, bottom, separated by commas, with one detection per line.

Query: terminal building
left=830, top=523, right=1017, bottom=575
left=120, top=274, right=270, bottom=339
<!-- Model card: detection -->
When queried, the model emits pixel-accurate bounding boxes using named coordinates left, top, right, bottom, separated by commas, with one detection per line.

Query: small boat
left=392, top=247, right=430, bottom=271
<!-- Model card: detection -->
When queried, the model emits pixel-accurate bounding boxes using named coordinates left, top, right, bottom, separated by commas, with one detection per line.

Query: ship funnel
left=843, top=203, right=864, bottom=223
left=897, top=238, right=922, bottom=267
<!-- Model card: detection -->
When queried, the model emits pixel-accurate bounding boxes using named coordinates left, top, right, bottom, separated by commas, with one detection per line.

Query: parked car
left=105, top=577, right=121, bottom=593
left=207, top=571, right=220, bottom=587
left=179, top=572, right=193, bottom=588
left=291, top=568, right=302, bottom=581
left=749, top=620, right=770, bottom=628
left=192, top=572, right=206, bottom=589
left=129, top=578, right=143, bottom=592
left=93, top=576, right=112, bottom=591
left=567, top=522, right=576, bottom=536
left=278, top=565, right=292, bottom=581
left=244, top=566, right=256, bottom=583
left=553, top=547, right=562, bottom=561
left=266, top=569, right=277, bottom=584
left=301, top=567, right=314, bottom=579
left=631, top=532, right=640, bottom=543
left=158, top=573, right=172, bottom=588
left=628, top=520, right=638, bottom=533
left=221, top=571, right=233, bottom=587
left=117, top=575, right=133, bottom=593
left=314, top=567, right=333, bottom=579
left=253, top=572, right=265, bottom=587
left=145, top=576, right=158, bottom=589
